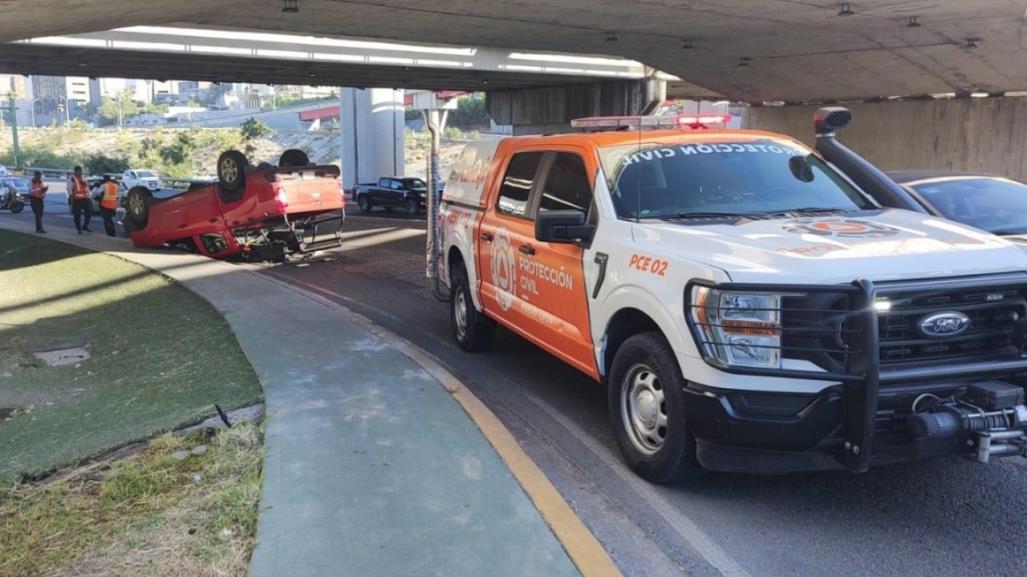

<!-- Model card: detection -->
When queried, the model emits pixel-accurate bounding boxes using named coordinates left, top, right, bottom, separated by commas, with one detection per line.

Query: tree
left=98, top=90, right=140, bottom=127
left=239, top=117, right=272, bottom=154
left=448, top=93, right=490, bottom=130
left=84, top=153, right=130, bottom=174
left=158, top=132, right=196, bottom=166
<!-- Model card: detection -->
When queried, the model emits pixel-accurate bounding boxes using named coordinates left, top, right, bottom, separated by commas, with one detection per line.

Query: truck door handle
left=480, top=232, right=494, bottom=242
left=519, top=244, right=535, bottom=255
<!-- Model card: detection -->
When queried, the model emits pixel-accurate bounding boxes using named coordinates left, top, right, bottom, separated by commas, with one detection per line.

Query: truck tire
left=405, top=197, right=420, bottom=216
left=278, top=149, right=310, bottom=167
left=357, top=194, right=372, bottom=213
left=450, top=264, right=496, bottom=352
left=608, top=331, right=705, bottom=483
left=124, top=186, right=153, bottom=230
left=217, top=149, right=249, bottom=192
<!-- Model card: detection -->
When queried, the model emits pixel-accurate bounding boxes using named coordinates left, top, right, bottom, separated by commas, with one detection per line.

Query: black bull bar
left=685, top=274, right=1027, bottom=472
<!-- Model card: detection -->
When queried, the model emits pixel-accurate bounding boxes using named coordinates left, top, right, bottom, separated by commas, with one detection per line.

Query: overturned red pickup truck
left=124, top=149, right=344, bottom=260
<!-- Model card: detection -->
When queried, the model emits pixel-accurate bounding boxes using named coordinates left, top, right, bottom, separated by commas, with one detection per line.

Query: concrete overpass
left=1, top=1, right=1025, bottom=102
left=2, top=25, right=674, bottom=93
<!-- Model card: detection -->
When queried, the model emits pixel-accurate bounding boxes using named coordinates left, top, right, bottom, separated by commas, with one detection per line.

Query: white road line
left=526, top=394, right=754, bottom=577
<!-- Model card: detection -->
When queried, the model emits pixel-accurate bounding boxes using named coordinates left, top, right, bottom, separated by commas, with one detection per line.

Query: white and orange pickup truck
left=438, top=110, right=1027, bottom=483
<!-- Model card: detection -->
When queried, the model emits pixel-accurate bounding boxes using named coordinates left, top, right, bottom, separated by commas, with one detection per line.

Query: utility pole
left=1, top=93, right=19, bottom=169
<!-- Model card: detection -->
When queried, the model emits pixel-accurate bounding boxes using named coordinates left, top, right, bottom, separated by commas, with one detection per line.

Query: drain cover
left=32, top=344, right=90, bottom=367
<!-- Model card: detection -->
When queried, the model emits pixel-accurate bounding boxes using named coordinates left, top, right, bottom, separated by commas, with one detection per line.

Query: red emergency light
left=570, top=114, right=731, bottom=131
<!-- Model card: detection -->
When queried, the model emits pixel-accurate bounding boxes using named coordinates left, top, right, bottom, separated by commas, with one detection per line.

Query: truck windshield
left=137, top=171, right=156, bottom=178
left=600, top=138, right=873, bottom=220
left=401, top=178, right=427, bottom=189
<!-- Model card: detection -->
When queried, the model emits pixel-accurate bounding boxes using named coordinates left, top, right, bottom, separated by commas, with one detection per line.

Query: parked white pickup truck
left=122, top=169, right=161, bottom=191
left=438, top=108, right=1027, bottom=483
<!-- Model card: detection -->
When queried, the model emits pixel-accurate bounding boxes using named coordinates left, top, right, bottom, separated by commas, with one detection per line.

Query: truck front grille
left=876, top=286, right=1026, bottom=367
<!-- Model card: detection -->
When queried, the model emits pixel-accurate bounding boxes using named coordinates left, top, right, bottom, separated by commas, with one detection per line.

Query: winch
left=908, top=381, right=1027, bottom=463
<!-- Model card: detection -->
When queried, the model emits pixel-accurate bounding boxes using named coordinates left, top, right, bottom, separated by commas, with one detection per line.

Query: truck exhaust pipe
left=812, top=107, right=925, bottom=213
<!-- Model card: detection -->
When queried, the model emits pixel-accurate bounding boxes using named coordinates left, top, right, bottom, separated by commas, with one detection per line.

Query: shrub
left=0, top=147, right=77, bottom=170
left=83, top=153, right=130, bottom=175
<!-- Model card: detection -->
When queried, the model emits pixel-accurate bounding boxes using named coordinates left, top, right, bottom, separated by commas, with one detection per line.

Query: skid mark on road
left=526, top=394, right=754, bottom=577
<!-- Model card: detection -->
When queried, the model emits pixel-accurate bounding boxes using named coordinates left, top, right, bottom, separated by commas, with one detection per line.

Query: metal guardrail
left=23, top=166, right=74, bottom=179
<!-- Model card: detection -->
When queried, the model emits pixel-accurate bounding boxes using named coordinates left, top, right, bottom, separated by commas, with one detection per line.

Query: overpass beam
left=486, top=79, right=666, bottom=135
left=340, top=87, right=404, bottom=191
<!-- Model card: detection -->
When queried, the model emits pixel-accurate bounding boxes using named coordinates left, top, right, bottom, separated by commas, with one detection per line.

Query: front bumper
left=684, top=274, right=1027, bottom=473
left=683, top=380, right=1007, bottom=474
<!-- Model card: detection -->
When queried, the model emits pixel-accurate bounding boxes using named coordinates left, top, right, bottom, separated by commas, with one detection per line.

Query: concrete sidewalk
left=0, top=219, right=598, bottom=577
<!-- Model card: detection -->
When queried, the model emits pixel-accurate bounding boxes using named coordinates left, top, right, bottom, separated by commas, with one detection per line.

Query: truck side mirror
left=535, top=210, right=595, bottom=244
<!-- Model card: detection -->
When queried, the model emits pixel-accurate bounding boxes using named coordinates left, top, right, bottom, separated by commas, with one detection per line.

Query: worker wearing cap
left=69, top=166, right=92, bottom=234
left=29, top=171, right=48, bottom=234
left=98, top=175, right=120, bottom=237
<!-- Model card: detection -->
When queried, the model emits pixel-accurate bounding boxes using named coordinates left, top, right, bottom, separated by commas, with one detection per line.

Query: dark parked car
left=354, top=177, right=427, bottom=215
left=889, top=171, right=1027, bottom=240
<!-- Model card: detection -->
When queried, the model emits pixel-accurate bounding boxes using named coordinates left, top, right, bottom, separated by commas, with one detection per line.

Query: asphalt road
left=10, top=205, right=1027, bottom=577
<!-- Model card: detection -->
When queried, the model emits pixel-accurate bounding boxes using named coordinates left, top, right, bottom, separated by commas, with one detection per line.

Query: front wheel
left=9, top=200, right=23, bottom=213
left=357, top=194, right=372, bottom=213
left=608, top=331, right=705, bottom=484
left=450, top=264, right=496, bottom=352
left=405, top=197, right=420, bottom=216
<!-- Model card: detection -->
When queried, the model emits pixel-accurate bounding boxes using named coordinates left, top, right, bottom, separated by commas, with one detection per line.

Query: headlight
left=689, top=286, right=782, bottom=369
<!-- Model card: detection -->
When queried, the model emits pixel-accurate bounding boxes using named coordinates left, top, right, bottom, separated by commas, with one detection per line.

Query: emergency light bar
left=570, top=114, right=731, bottom=130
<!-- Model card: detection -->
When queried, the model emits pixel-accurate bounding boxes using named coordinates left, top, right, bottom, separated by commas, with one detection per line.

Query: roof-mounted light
left=570, top=114, right=731, bottom=131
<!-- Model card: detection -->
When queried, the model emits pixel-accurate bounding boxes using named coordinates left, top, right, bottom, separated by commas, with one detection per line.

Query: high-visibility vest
left=30, top=180, right=47, bottom=199
left=70, top=176, right=89, bottom=199
left=100, top=181, right=119, bottom=209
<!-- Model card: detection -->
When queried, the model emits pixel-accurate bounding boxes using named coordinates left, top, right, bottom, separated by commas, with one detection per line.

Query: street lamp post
left=1, top=93, right=20, bottom=168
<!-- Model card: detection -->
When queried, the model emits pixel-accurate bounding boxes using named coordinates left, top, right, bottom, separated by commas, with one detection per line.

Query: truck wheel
left=357, top=194, right=372, bottom=213
left=125, top=186, right=153, bottom=230
left=608, top=332, right=704, bottom=483
left=217, top=149, right=249, bottom=192
left=405, top=197, right=420, bottom=216
left=451, top=264, right=495, bottom=352
left=278, top=149, right=310, bottom=167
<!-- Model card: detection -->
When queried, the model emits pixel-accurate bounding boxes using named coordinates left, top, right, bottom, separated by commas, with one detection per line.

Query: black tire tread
left=608, top=331, right=705, bottom=484
left=450, top=262, right=496, bottom=352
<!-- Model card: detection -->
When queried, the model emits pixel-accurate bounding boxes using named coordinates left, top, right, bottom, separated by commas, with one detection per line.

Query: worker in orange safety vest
left=99, top=174, right=120, bottom=237
left=30, top=171, right=48, bottom=234
left=69, top=166, right=92, bottom=234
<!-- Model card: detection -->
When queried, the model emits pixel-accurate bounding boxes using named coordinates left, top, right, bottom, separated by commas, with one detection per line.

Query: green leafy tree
left=448, top=93, right=490, bottom=130
left=158, top=132, right=196, bottom=166
left=239, top=117, right=272, bottom=154
left=84, top=153, right=130, bottom=174
left=99, top=90, right=141, bottom=127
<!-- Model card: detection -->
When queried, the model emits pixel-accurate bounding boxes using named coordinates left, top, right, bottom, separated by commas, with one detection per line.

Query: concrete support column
left=340, top=87, right=404, bottom=190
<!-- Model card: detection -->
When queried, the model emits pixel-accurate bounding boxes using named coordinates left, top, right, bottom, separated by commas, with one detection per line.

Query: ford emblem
left=918, top=312, right=971, bottom=338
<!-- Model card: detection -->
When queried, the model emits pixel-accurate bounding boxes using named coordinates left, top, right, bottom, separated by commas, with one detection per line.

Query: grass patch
left=0, top=422, right=264, bottom=577
left=0, top=230, right=262, bottom=480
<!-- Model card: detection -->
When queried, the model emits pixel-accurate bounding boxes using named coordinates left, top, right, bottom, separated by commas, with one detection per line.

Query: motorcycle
left=0, top=183, right=25, bottom=213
